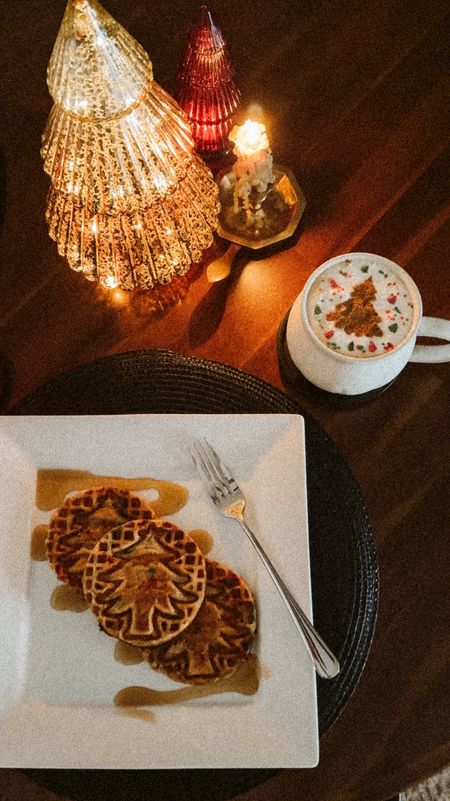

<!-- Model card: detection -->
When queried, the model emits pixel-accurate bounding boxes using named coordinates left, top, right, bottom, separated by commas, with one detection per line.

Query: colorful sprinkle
left=308, top=258, right=415, bottom=359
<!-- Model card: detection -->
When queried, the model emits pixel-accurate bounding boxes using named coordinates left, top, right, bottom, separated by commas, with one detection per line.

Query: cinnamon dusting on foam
left=307, top=256, right=415, bottom=357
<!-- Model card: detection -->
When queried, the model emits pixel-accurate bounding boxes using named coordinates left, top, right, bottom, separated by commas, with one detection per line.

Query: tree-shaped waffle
left=326, top=277, right=383, bottom=337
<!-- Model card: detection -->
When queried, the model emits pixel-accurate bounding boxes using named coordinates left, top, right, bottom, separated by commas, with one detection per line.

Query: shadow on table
left=21, top=768, right=279, bottom=801
left=188, top=214, right=307, bottom=348
left=0, top=146, right=6, bottom=232
left=0, top=350, right=13, bottom=411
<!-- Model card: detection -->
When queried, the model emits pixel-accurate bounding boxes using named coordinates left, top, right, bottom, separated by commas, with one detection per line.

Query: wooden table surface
left=0, top=1, right=449, bottom=800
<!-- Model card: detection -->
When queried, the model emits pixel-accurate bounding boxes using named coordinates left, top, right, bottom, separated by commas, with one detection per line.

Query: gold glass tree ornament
left=41, top=0, right=220, bottom=289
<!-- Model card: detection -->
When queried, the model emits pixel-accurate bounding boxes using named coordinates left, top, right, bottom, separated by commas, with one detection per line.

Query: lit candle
left=229, top=119, right=275, bottom=217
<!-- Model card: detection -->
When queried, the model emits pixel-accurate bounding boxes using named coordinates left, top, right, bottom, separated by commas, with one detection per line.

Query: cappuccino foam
left=307, top=256, right=415, bottom=358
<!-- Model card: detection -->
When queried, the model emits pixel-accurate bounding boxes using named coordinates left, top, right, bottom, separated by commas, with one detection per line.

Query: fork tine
left=189, top=442, right=217, bottom=500
left=190, top=439, right=228, bottom=497
left=197, top=438, right=232, bottom=494
left=195, top=439, right=228, bottom=492
left=201, top=439, right=232, bottom=480
left=202, top=439, right=239, bottom=491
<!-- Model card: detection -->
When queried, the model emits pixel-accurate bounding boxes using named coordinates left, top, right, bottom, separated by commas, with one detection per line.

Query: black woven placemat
left=14, top=349, right=378, bottom=801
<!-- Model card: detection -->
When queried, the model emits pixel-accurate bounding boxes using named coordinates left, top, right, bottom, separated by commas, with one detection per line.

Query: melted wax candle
left=230, top=120, right=275, bottom=218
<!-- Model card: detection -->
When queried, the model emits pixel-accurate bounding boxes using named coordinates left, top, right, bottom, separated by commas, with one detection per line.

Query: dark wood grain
left=0, top=1, right=449, bottom=800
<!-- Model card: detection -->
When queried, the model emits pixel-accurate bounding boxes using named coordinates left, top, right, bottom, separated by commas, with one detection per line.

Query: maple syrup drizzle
left=35, top=469, right=188, bottom=515
left=114, top=640, right=145, bottom=665
left=114, top=654, right=260, bottom=716
left=50, top=584, right=89, bottom=612
left=188, top=529, right=214, bottom=555
left=30, top=524, right=49, bottom=561
left=116, top=707, right=156, bottom=723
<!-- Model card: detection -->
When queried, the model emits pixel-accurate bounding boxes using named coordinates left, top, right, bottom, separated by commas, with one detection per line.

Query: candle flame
left=230, top=120, right=269, bottom=156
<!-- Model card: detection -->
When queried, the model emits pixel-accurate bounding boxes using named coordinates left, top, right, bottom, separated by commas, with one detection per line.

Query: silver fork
left=189, top=437, right=340, bottom=680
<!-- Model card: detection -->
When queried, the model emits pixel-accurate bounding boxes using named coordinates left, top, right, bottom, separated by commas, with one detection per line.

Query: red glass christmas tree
left=177, top=6, right=240, bottom=163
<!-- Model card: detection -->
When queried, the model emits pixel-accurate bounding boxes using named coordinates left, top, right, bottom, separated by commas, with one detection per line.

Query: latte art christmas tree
left=307, top=256, right=415, bottom=357
left=41, top=0, right=219, bottom=289
left=325, top=277, right=383, bottom=337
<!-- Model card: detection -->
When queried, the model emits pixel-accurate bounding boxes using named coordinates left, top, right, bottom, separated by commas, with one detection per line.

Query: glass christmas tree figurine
left=177, top=6, right=241, bottom=162
left=41, top=0, right=219, bottom=289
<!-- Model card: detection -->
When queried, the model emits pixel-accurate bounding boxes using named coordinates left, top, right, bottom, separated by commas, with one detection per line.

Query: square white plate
left=0, top=413, right=318, bottom=768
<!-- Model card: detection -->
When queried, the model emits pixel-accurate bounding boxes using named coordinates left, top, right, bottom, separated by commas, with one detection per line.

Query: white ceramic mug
left=286, top=253, right=450, bottom=396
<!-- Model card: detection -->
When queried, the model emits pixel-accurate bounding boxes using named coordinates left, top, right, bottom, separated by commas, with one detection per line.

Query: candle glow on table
left=229, top=119, right=276, bottom=219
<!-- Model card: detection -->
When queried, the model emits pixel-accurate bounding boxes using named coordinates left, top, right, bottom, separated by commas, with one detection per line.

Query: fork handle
left=238, top=518, right=340, bottom=679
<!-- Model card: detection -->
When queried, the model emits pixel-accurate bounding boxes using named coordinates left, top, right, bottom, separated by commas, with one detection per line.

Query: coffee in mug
left=286, top=253, right=450, bottom=396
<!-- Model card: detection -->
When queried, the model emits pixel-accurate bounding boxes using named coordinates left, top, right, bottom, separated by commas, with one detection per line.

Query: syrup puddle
left=30, top=524, right=48, bottom=561
left=188, top=529, right=214, bottom=555
left=114, top=640, right=145, bottom=665
left=50, top=584, right=89, bottom=612
left=117, top=707, right=157, bottom=723
left=114, top=654, right=260, bottom=723
left=35, top=469, right=189, bottom=516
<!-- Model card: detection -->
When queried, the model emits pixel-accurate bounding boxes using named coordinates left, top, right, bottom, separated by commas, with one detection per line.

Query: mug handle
left=409, top=316, right=450, bottom=363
